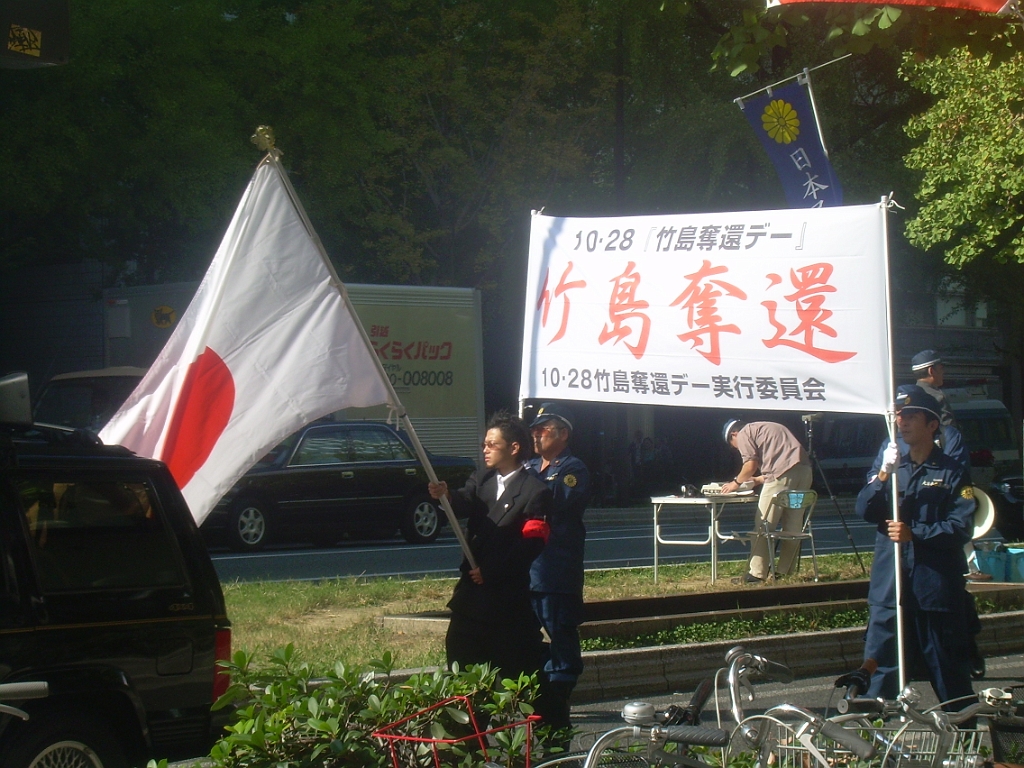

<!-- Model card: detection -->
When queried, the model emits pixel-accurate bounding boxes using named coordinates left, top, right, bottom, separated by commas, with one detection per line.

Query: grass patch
left=223, top=553, right=873, bottom=673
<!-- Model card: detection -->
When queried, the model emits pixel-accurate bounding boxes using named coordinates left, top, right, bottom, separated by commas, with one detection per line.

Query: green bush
left=209, top=644, right=553, bottom=767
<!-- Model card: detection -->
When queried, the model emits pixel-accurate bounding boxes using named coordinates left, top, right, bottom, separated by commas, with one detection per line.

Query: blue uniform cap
left=723, top=419, right=744, bottom=443
left=530, top=402, right=574, bottom=432
left=894, top=384, right=941, bottom=422
left=911, top=349, right=942, bottom=372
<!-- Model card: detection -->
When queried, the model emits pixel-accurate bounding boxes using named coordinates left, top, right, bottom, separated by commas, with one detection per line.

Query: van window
left=17, top=478, right=186, bottom=592
left=817, top=417, right=887, bottom=460
left=33, top=375, right=143, bottom=431
left=957, top=411, right=1017, bottom=452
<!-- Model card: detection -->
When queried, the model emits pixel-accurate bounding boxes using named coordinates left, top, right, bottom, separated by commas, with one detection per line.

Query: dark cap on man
left=895, top=384, right=942, bottom=422
left=530, top=402, right=574, bottom=432
left=911, top=349, right=942, bottom=372
left=722, top=418, right=744, bottom=443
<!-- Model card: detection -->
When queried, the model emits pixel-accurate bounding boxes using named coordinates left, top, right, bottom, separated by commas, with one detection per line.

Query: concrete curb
left=573, top=610, right=1024, bottom=701
left=384, top=610, right=1024, bottom=703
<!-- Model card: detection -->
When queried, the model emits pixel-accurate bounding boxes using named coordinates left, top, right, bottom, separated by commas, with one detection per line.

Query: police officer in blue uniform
left=837, top=385, right=976, bottom=706
left=527, top=403, right=591, bottom=732
left=857, top=384, right=985, bottom=680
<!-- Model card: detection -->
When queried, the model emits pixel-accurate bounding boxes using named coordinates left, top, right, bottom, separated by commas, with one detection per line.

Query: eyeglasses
left=481, top=441, right=507, bottom=450
left=531, top=425, right=562, bottom=434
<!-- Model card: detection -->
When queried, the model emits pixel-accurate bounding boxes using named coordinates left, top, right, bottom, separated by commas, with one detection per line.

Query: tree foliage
left=902, top=47, right=1024, bottom=266
left=709, top=2, right=1024, bottom=77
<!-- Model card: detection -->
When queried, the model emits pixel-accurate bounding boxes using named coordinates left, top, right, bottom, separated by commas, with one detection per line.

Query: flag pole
left=253, top=129, right=478, bottom=570
left=799, top=70, right=831, bottom=159
left=887, top=412, right=907, bottom=693
left=880, top=194, right=906, bottom=693
left=734, top=53, right=851, bottom=107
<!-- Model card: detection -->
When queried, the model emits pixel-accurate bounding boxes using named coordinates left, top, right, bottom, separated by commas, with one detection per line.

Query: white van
left=32, top=367, right=146, bottom=432
left=812, top=413, right=888, bottom=493
left=811, top=397, right=1020, bottom=492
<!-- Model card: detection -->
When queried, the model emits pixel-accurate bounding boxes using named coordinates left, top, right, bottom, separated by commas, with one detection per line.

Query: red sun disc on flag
left=161, top=347, right=235, bottom=489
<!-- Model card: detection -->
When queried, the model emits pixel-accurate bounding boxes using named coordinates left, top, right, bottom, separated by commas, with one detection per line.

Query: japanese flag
left=99, top=157, right=394, bottom=524
left=768, top=0, right=1011, bottom=11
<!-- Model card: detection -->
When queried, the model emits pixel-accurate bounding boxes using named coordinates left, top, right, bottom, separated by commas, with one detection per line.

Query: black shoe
left=731, top=573, right=763, bottom=585
left=971, top=653, right=986, bottom=680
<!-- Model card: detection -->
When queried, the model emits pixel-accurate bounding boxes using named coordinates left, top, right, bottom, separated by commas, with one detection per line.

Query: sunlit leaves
left=208, top=646, right=548, bottom=768
left=902, top=48, right=1024, bottom=266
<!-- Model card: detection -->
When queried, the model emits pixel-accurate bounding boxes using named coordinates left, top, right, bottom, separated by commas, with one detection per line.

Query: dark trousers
left=531, top=592, right=584, bottom=685
left=865, top=603, right=975, bottom=706
left=445, top=610, right=544, bottom=681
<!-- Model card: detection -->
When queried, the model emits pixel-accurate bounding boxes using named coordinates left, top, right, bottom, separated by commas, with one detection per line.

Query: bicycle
left=814, top=682, right=1023, bottom=768
left=534, top=645, right=816, bottom=768
left=537, top=645, right=1024, bottom=768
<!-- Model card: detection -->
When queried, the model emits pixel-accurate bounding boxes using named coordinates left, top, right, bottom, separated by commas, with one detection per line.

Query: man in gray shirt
left=912, top=349, right=956, bottom=428
left=722, top=420, right=812, bottom=583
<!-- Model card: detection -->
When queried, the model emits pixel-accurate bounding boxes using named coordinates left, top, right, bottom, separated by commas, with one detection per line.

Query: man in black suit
left=429, top=412, right=553, bottom=681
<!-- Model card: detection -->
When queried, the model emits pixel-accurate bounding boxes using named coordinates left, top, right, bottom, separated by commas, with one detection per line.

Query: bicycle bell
left=621, top=701, right=657, bottom=725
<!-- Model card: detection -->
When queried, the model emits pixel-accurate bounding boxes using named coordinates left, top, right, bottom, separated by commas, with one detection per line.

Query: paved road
left=209, top=503, right=881, bottom=582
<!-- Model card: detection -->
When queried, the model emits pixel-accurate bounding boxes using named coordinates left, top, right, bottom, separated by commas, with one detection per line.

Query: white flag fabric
left=100, top=158, right=394, bottom=524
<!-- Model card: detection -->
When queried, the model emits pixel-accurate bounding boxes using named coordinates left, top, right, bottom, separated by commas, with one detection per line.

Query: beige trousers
left=748, top=463, right=813, bottom=579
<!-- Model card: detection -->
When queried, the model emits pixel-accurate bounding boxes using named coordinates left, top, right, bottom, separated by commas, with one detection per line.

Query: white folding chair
left=762, top=489, right=819, bottom=582
left=729, top=489, right=819, bottom=582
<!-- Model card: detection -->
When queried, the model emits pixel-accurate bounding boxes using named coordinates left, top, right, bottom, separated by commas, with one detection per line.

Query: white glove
left=880, top=441, right=899, bottom=476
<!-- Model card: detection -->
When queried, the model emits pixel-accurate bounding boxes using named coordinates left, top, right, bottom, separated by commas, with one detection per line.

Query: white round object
left=972, top=486, right=995, bottom=540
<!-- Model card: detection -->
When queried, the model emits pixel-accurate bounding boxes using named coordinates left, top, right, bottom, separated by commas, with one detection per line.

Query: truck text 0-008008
left=388, top=370, right=454, bottom=387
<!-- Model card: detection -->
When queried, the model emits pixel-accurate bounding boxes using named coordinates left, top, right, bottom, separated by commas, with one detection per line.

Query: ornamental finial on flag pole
left=251, top=125, right=280, bottom=156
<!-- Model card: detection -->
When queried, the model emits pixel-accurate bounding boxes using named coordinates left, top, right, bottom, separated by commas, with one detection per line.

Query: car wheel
left=401, top=497, right=441, bottom=544
left=0, top=714, right=129, bottom=768
left=228, top=498, right=271, bottom=551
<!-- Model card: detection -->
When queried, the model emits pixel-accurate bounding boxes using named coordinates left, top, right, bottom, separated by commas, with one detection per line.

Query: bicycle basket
left=990, top=715, right=1024, bottom=764
left=737, top=718, right=987, bottom=768
left=372, top=695, right=539, bottom=768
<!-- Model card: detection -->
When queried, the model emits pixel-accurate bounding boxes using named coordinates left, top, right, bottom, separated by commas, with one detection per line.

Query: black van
left=0, top=372, right=231, bottom=768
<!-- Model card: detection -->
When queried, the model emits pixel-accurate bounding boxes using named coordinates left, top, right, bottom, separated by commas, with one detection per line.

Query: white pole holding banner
left=887, top=411, right=907, bottom=693
left=265, top=146, right=478, bottom=570
left=879, top=194, right=906, bottom=693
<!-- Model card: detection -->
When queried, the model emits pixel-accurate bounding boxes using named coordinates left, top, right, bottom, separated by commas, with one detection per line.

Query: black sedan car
left=202, top=421, right=477, bottom=551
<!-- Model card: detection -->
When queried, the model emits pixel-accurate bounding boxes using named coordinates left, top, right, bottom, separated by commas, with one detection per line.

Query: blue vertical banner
left=740, top=78, right=843, bottom=208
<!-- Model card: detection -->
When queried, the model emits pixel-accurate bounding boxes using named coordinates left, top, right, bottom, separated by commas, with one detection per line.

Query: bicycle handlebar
left=837, top=695, right=884, bottom=715
left=726, top=647, right=794, bottom=725
left=658, top=725, right=730, bottom=747
left=0, top=681, right=47, bottom=722
left=754, top=656, right=794, bottom=685
left=766, top=703, right=876, bottom=761
left=0, top=681, right=48, bottom=701
left=818, top=719, right=876, bottom=759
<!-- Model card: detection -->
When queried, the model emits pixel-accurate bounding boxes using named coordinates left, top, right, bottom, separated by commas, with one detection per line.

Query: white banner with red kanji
left=519, top=202, right=892, bottom=415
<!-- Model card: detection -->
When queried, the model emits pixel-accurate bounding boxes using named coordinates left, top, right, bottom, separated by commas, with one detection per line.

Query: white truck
left=33, top=282, right=486, bottom=461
